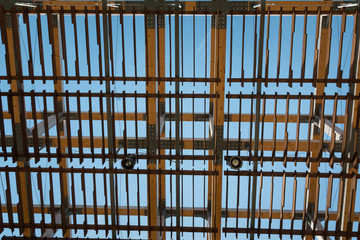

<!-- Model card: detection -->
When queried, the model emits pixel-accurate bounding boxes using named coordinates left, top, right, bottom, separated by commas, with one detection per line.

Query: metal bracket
left=193, top=113, right=209, bottom=121
left=224, top=114, right=232, bottom=122
left=196, top=1, right=249, bottom=13
left=147, top=124, right=157, bottom=161
left=209, top=102, right=214, bottom=115
left=231, top=1, right=250, bottom=11
left=323, top=142, right=342, bottom=152
left=5, top=14, right=12, bottom=27
left=314, top=104, right=322, bottom=117
left=158, top=1, right=184, bottom=11
left=146, top=14, right=156, bottom=29
left=157, top=14, right=165, bottom=28
left=52, top=14, right=58, bottom=28
left=321, top=15, right=330, bottom=29
left=299, top=115, right=309, bottom=123
left=210, top=14, right=226, bottom=29
left=159, top=199, right=166, bottom=215
left=123, top=1, right=145, bottom=11
left=160, top=139, right=172, bottom=149
left=215, top=126, right=224, bottom=165
left=211, top=15, right=216, bottom=28
left=123, top=1, right=184, bottom=13
left=0, top=0, right=15, bottom=10
left=159, top=102, right=165, bottom=115
left=227, top=141, right=243, bottom=150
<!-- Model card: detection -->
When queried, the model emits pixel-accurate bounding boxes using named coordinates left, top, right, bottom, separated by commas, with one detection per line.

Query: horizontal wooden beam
left=9, top=1, right=347, bottom=12
left=3, top=135, right=342, bottom=152
left=1, top=205, right=358, bottom=221
left=2, top=111, right=347, bottom=123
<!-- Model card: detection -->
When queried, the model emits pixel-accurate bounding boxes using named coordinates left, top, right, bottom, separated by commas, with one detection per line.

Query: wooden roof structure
left=0, top=0, right=360, bottom=239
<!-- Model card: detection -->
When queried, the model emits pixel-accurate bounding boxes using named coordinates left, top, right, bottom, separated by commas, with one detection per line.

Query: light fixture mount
left=227, top=156, right=243, bottom=170
left=121, top=154, right=137, bottom=171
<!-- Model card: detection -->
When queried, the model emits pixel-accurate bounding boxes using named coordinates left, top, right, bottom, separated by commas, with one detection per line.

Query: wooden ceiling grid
left=0, top=0, right=359, bottom=239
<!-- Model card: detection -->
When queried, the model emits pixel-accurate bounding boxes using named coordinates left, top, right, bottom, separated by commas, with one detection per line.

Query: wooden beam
left=1, top=205, right=359, bottom=221
left=3, top=8, right=33, bottom=236
left=28, top=1, right=339, bottom=12
left=210, top=16, right=226, bottom=240
left=5, top=112, right=347, bottom=123
left=145, top=21, right=160, bottom=240
left=3, top=135, right=343, bottom=152
left=306, top=12, right=328, bottom=240
left=207, top=24, right=216, bottom=240
left=339, top=13, right=360, bottom=238
left=158, top=21, right=166, bottom=240
left=52, top=14, right=70, bottom=238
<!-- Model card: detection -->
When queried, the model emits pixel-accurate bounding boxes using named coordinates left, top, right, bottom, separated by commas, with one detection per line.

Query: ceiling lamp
left=227, top=156, right=243, bottom=170
left=121, top=154, right=136, bottom=171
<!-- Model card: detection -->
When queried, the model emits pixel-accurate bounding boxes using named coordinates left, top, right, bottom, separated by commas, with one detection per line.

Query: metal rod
left=102, top=0, right=116, bottom=238
left=175, top=1, right=181, bottom=239
left=250, top=1, right=265, bottom=238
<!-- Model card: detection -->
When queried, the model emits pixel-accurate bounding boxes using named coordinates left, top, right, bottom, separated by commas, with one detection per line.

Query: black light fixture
left=227, top=156, right=243, bottom=170
left=121, top=154, right=137, bottom=170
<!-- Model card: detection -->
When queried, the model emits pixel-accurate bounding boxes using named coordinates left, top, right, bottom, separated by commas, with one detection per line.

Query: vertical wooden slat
left=37, top=169, right=45, bottom=235
left=71, top=6, right=80, bottom=84
left=71, top=168, right=77, bottom=232
left=279, top=172, right=286, bottom=238
left=95, top=6, right=103, bottom=84
left=301, top=7, right=308, bottom=85
left=81, top=167, right=88, bottom=236
left=264, top=8, right=270, bottom=86
left=337, top=11, right=346, bottom=87
left=295, top=94, right=301, bottom=163
left=272, top=94, right=277, bottom=165
left=0, top=94, right=7, bottom=160
left=93, top=168, right=98, bottom=233
left=290, top=173, right=297, bottom=239
left=283, top=93, right=289, bottom=166
left=84, top=7, right=91, bottom=83
left=324, top=173, right=333, bottom=238
left=46, top=6, right=57, bottom=84
left=268, top=173, right=274, bottom=238
left=288, top=8, right=295, bottom=86
left=276, top=8, right=283, bottom=85
left=257, top=171, right=263, bottom=237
